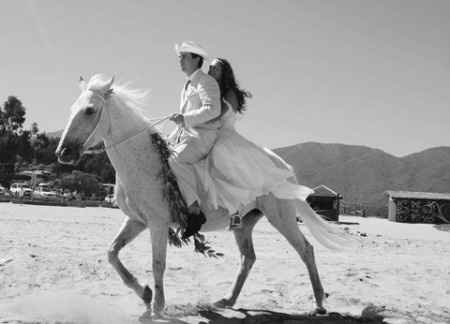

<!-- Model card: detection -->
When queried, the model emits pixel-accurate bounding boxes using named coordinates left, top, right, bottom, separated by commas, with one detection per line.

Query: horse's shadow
left=140, top=306, right=388, bottom=324
left=197, top=308, right=387, bottom=324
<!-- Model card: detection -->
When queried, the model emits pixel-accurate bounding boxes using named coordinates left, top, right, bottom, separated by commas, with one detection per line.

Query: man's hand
left=169, top=113, right=185, bottom=126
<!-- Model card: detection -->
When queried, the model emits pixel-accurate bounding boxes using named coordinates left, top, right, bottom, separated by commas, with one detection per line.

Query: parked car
left=62, top=190, right=73, bottom=200
left=33, top=183, right=58, bottom=199
left=10, top=182, right=33, bottom=198
left=0, top=185, right=10, bottom=196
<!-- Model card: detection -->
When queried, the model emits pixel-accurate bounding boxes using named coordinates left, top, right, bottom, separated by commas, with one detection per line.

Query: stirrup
left=229, top=212, right=242, bottom=230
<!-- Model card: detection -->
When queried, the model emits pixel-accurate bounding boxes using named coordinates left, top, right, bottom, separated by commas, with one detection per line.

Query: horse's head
left=56, top=75, right=114, bottom=165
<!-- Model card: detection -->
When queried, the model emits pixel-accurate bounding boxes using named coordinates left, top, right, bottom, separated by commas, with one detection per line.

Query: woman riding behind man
left=203, top=58, right=314, bottom=227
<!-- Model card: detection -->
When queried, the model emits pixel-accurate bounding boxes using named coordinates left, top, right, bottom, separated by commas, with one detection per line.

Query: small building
left=385, top=190, right=450, bottom=223
left=307, top=185, right=342, bottom=221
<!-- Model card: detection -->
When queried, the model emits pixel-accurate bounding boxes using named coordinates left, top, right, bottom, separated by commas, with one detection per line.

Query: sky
left=0, top=0, right=449, bottom=157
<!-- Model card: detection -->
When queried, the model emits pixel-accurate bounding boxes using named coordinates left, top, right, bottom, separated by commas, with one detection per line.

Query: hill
left=274, top=142, right=450, bottom=212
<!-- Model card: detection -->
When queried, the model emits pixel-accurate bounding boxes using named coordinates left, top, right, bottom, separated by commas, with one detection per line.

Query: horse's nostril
left=57, top=146, right=79, bottom=164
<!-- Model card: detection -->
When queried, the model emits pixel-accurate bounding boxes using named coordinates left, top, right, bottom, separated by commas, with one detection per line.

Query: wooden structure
left=16, top=170, right=52, bottom=189
left=307, top=185, right=342, bottom=221
left=385, top=190, right=450, bottom=223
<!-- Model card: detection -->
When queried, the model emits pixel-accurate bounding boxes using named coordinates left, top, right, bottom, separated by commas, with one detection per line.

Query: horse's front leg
left=149, top=221, right=169, bottom=316
left=107, top=218, right=147, bottom=299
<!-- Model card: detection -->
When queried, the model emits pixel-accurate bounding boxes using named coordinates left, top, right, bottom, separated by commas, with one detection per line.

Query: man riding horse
left=168, top=41, right=223, bottom=238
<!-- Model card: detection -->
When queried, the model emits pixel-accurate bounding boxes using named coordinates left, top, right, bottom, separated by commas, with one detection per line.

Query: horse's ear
left=98, top=76, right=115, bottom=94
left=79, top=76, right=87, bottom=91
left=106, top=76, right=115, bottom=90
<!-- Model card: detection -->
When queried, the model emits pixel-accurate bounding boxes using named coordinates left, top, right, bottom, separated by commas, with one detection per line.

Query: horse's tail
left=295, top=199, right=358, bottom=250
left=258, top=148, right=358, bottom=250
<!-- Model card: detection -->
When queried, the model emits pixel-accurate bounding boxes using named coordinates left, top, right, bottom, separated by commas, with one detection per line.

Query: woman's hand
left=169, top=113, right=185, bottom=125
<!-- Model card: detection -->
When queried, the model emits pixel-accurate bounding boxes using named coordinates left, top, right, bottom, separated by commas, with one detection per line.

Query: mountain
left=273, top=142, right=450, bottom=213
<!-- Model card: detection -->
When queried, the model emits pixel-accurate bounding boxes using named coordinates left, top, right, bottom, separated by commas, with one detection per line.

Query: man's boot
left=182, top=201, right=206, bottom=239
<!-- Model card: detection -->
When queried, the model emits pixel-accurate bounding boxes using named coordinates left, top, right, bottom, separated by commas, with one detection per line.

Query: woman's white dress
left=195, top=102, right=357, bottom=250
left=201, top=102, right=314, bottom=214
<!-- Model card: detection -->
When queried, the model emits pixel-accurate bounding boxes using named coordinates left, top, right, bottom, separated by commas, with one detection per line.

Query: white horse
left=56, top=75, right=349, bottom=318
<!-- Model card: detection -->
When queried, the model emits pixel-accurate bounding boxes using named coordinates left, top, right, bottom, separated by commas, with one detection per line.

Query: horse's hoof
left=138, top=309, right=152, bottom=323
left=142, top=285, right=153, bottom=306
left=311, top=307, right=327, bottom=316
left=213, top=298, right=233, bottom=308
left=138, top=309, right=165, bottom=322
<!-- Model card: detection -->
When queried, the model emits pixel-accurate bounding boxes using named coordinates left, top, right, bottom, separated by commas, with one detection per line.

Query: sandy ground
left=0, top=203, right=449, bottom=324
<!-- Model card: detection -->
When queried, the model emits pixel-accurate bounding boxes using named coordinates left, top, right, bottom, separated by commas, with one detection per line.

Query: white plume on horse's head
left=86, top=74, right=115, bottom=95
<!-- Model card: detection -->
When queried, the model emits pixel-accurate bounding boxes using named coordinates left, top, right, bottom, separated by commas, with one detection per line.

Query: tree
left=37, top=136, right=59, bottom=165
left=2, top=96, right=26, bottom=132
left=31, top=122, right=39, bottom=135
left=0, top=96, right=29, bottom=185
left=31, top=133, right=58, bottom=164
left=16, top=130, right=33, bottom=162
left=60, top=170, right=103, bottom=198
left=0, top=96, right=28, bottom=161
left=0, top=125, right=22, bottom=185
left=79, top=152, right=115, bottom=183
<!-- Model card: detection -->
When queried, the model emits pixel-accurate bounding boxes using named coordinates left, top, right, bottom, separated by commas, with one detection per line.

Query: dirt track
left=1, top=204, right=449, bottom=323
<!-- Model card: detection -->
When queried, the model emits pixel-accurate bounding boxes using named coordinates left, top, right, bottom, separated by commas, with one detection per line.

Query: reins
left=85, top=115, right=171, bottom=154
left=105, top=115, right=171, bottom=151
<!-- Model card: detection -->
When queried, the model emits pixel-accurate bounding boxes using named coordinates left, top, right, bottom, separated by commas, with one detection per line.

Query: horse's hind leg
left=148, top=220, right=169, bottom=316
left=107, top=218, right=148, bottom=303
left=215, top=209, right=262, bottom=308
left=258, top=195, right=326, bottom=313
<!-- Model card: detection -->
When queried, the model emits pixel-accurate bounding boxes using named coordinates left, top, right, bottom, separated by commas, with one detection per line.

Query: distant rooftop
left=310, top=185, right=341, bottom=198
left=385, top=190, right=450, bottom=201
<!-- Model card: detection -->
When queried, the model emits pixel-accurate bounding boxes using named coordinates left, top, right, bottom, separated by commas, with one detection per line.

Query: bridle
left=82, top=90, right=171, bottom=155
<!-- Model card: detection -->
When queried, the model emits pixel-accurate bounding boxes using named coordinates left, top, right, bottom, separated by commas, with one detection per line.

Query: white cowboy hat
left=174, top=41, right=208, bottom=58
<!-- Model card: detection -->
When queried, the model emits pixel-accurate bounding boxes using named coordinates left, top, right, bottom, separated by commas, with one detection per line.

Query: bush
left=60, top=170, right=104, bottom=199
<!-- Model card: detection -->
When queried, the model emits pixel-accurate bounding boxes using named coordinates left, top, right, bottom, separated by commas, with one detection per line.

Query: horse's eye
left=85, top=106, right=95, bottom=116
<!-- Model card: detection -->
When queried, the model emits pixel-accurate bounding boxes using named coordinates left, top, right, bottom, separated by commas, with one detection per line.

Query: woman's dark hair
left=215, top=58, right=252, bottom=113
